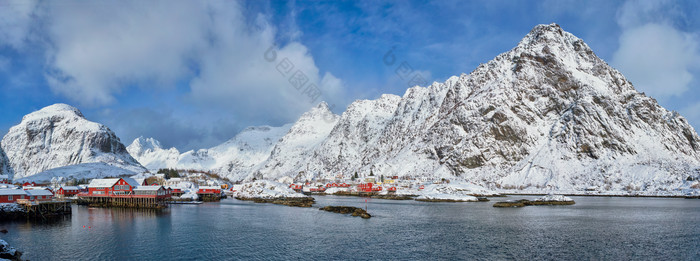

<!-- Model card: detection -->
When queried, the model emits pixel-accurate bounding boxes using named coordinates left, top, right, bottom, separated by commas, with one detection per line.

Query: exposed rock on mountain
left=0, top=147, right=10, bottom=176
left=1, top=104, right=145, bottom=180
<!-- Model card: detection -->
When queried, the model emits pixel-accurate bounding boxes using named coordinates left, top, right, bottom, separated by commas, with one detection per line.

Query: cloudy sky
left=0, top=0, right=699, bottom=151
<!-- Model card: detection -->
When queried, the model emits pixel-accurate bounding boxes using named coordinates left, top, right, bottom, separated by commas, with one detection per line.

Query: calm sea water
left=1, top=196, right=699, bottom=260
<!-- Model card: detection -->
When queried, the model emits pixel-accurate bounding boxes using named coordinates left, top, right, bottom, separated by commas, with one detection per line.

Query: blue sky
left=0, top=0, right=699, bottom=151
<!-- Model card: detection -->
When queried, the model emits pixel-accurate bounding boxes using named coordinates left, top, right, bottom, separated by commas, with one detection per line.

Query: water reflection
left=0, top=197, right=698, bottom=260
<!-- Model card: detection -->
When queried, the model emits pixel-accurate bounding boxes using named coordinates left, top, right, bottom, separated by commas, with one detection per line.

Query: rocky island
left=493, top=194, right=575, bottom=207
left=319, top=206, right=371, bottom=219
left=234, top=180, right=315, bottom=207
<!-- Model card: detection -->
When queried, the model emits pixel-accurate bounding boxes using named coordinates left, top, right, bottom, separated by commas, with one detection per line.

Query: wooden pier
left=77, top=195, right=168, bottom=209
left=16, top=199, right=72, bottom=220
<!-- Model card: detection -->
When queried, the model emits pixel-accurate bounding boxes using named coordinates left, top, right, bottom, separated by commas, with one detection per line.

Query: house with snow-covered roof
left=87, top=178, right=140, bottom=196
left=133, top=186, right=170, bottom=199
left=25, top=189, right=54, bottom=201
left=57, top=186, right=81, bottom=197
left=0, top=189, right=28, bottom=203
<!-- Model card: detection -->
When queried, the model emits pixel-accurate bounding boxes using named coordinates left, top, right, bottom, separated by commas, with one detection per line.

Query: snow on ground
left=535, top=194, right=574, bottom=202
left=377, top=187, right=420, bottom=196
left=234, top=180, right=309, bottom=199
left=16, top=163, right=139, bottom=183
left=324, top=187, right=349, bottom=194
left=0, top=203, right=24, bottom=213
left=0, top=238, right=19, bottom=257
left=415, top=183, right=486, bottom=202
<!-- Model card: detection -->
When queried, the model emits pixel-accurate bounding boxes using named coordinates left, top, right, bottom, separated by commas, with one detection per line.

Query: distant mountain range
left=3, top=24, right=699, bottom=193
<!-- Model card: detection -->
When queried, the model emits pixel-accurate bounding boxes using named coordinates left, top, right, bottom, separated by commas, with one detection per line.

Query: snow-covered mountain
left=126, top=137, right=181, bottom=170
left=127, top=123, right=293, bottom=178
left=247, top=23, right=700, bottom=193
left=250, top=102, right=340, bottom=181
left=1, top=104, right=146, bottom=180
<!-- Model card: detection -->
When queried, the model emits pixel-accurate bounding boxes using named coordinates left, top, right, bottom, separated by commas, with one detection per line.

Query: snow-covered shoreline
left=234, top=180, right=314, bottom=207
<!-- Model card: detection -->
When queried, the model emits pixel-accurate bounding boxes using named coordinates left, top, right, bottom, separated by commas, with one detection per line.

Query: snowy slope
left=1, top=104, right=146, bottom=180
left=249, top=23, right=700, bottom=194
left=126, top=137, right=181, bottom=170
left=250, top=102, right=340, bottom=181
left=127, top=124, right=292, bottom=179
left=16, top=162, right=138, bottom=183
left=234, top=180, right=310, bottom=199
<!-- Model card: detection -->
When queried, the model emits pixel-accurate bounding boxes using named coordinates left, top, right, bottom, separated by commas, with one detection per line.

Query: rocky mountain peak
left=127, top=137, right=164, bottom=156
left=2, top=104, right=145, bottom=180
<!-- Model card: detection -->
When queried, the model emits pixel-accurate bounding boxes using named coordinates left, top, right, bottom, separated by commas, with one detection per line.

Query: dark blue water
left=1, top=196, right=699, bottom=260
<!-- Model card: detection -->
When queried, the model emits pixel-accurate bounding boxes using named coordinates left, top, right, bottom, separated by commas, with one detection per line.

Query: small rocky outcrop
left=493, top=195, right=575, bottom=207
left=319, top=206, right=371, bottom=219
left=237, top=197, right=315, bottom=208
left=493, top=200, right=529, bottom=208
left=0, top=239, right=22, bottom=261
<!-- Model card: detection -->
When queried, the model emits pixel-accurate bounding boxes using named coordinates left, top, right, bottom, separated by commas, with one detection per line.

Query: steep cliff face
left=1, top=104, right=145, bottom=180
left=0, top=147, right=10, bottom=177
left=250, top=23, right=700, bottom=193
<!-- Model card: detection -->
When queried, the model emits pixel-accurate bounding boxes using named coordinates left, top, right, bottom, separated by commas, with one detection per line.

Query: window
left=8, top=195, right=12, bottom=201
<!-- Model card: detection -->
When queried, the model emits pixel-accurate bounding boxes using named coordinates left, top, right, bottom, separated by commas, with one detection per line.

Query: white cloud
left=612, top=0, right=700, bottom=101
left=42, top=1, right=211, bottom=105
left=3, top=1, right=345, bottom=114
left=612, top=23, right=698, bottom=99
left=0, top=0, right=350, bottom=150
left=0, top=0, right=37, bottom=49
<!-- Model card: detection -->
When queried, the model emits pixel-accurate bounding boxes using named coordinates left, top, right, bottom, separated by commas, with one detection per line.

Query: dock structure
left=77, top=177, right=172, bottom=209
left=16, top=199, right=72, bottom=219
left=77, top=194, right=168, bottom=208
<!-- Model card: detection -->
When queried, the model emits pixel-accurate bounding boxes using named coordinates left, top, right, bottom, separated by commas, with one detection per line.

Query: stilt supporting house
left=16, top=200, right=72, bottom=219
left=77, top=195, right=168, bottom=209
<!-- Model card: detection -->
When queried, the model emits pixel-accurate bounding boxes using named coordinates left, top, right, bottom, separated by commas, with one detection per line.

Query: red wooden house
left=358, top=183, right=383, bottom=192
left=197, top=186, right=222, bottom=195
left=290, top=184, right=303, bottom=192
left=133, top=186, right=170, bottom=199
left=85, top=178, right=140, bottom=197
left=0, top=189, right=27, bottom=203
left=57, top=186, right=81, bottom=197
left=25, top=189, right=54, bottom=201
left=0, top=175, right=9, bottom=184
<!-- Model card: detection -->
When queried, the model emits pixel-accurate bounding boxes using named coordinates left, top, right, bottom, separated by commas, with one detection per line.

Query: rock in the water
left=0, top=239, right=22, bottom=261
left=493, top=200, right=529, bottom=208
left=493, top=196, right=575, bottom=207
left=320, top=206, right=371, bottom=219
left=237, top=196, right=315, bottom=208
